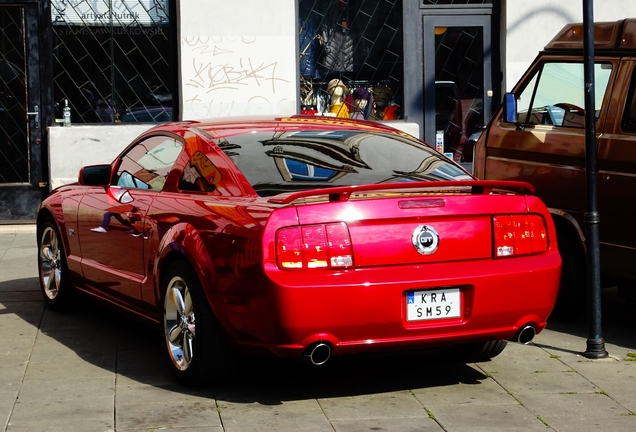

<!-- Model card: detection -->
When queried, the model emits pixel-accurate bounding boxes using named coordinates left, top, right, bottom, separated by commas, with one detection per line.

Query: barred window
left=423, top=1, right=492, bottom=4
left=299, top=0, right=403, bottom=121
left=51, top=0, right=175, bottom=124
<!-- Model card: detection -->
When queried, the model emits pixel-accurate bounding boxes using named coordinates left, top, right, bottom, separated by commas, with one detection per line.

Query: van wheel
left=161, top=260, right=234, bottom=386
left=444, top=340, right=508, bottom=363
left=549, top=231, right=586, bottom=322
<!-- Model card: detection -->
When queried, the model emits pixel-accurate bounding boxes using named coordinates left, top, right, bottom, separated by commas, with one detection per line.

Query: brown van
left=474, top=19, right=636, bottom=320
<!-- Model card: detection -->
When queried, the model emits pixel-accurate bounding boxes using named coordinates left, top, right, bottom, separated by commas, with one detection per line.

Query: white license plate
left=406, top=287, right=461, bottom=321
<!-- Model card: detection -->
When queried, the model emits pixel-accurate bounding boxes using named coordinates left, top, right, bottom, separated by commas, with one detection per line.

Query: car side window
left=115, top=136, right=184, bottom=191
left=516, top=62, right=612, bottom=128
left=178, top=150, right=222, bottom=193
left=621, top=66, right=636, bottom=132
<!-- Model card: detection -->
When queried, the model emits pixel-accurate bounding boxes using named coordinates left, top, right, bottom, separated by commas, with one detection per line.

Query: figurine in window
left=372, top=85, right=398, bottom=120
left=327, top=78, right=349, bottom=118
left=350, top=87, right=370, bottom=119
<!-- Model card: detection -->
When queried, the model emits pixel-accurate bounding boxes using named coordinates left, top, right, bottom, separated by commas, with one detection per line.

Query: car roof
left=182, top=115, right=407, bottom=137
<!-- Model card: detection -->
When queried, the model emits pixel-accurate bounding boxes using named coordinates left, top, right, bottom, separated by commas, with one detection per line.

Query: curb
left=0, top=224, right=37, bottom=233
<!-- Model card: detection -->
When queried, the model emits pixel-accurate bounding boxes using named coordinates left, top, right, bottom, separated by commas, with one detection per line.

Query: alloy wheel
left=39, top=226, right=62, bottom=300
left=163, top=276, right=196, bottom=371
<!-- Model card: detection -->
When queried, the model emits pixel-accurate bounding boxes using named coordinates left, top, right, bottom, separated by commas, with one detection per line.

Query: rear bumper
left=230, top=251, right=561, bottom=358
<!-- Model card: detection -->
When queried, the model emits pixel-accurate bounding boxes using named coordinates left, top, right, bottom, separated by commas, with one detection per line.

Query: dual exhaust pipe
left=514, top=324, right=536, bottom=344
left=305, top=342, right=332, bottom=366
left=305, top=324, right=536, bottom=366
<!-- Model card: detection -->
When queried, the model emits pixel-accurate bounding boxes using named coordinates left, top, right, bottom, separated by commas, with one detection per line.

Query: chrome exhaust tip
left=515, top=324, right=536, bottom=344
left=306, top=342, right=332, bottom=366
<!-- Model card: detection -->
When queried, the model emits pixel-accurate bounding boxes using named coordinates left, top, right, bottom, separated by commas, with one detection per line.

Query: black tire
left=445, top=340, right=508, bottom=363
left=160, top=260, right=234, bottom=386
left=549, top=230, right=586, bottom=322
left=37, top=218, right=75, bottom=311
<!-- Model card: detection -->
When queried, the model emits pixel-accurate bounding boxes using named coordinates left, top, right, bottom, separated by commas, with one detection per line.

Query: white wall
left=48, top=125, right=153, bottom=189
left=504, top=1, right=636, bottom=90
left=178, top=0, right=298, bottom=119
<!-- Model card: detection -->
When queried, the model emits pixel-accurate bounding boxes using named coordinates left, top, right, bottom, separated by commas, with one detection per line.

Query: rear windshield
left=208, top=129, right=472, bottom=196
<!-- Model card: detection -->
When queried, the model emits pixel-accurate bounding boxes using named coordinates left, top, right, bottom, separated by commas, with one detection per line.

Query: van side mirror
left=503, top=93, right=518, bottom=123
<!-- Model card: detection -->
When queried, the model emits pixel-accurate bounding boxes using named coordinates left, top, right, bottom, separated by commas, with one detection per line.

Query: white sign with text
left=52, top=0, right=169, bottom=26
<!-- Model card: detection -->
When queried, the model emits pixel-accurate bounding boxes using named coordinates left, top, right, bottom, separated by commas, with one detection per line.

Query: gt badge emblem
left=412, top=225, right=439, bottom=255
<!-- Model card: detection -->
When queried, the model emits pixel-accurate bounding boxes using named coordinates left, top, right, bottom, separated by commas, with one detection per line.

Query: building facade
left=1, top=0, right=635, bottom=221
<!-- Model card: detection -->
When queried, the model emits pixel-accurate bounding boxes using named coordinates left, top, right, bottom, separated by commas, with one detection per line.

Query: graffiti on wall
left=181, top=36, right=295, bottom=119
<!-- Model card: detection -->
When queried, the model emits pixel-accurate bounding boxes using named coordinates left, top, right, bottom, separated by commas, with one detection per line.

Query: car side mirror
left=79, top=164, right=111, bottom=186
left=503, top=92, right=518, bottom=124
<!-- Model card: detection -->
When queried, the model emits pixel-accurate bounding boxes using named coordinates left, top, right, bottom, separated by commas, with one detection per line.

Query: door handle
left=26, top=105, right=39, bottom=129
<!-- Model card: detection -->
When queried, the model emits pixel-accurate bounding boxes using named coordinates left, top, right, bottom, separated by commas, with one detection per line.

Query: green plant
left=424, top=407, right=435, bottom=420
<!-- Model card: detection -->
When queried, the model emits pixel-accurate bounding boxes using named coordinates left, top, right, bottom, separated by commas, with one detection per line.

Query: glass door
left=0, top=2, right=46, bottom=221
left=423, top=14, right=492, bottom=165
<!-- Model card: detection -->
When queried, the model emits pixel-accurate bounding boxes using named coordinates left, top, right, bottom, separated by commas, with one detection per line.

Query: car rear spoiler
left=267, top=180, right=536, bottom=204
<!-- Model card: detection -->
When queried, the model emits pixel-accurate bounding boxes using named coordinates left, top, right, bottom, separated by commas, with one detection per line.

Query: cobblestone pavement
left=1, top=225, right=635, bottom=431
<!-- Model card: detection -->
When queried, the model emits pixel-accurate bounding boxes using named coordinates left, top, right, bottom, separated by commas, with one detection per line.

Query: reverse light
left=276, top=222, right=353, bottom=270
left=493, top=214, right=548, bottom=257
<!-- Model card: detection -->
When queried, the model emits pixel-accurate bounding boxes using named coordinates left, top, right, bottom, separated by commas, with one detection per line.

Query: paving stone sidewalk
left=1, top=225, right=635, bottom=432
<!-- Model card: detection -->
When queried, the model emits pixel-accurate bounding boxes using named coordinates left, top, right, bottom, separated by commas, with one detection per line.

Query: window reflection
left=116, top=136, right=183, bottom=191
left=198, top=128, right=472, bottom=197
left=516, top=62, right=612, bottom=128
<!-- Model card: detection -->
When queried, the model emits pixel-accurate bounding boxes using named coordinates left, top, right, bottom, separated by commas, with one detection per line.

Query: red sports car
left=36, top=116, right=561, bottom=386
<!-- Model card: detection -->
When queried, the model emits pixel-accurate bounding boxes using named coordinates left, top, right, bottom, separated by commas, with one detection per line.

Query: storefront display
left=298, top=0, right=403, bottom=120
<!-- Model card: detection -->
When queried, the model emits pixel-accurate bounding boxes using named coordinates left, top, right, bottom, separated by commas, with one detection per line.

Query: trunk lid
left=269, top=181, right=535, bottom=267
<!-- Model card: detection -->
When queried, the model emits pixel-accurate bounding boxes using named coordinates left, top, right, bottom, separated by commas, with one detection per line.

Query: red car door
left=77, top=186, right=154, bottom=304
left=77, top=135, right=184, bottom=308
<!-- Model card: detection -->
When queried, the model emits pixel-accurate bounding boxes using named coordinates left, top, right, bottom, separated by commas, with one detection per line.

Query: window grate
left=423, top=1, right=491, bottom=5
left=0, top=6, right=28, bottom=184
left=51, top=0, right=174, bottom=124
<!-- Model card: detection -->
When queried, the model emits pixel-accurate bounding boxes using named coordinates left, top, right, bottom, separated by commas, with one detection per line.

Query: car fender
left=37, top=187, right=84, bottom=279
left=153, top=222, right=236, bottom=337
left=37, top=194, right=64, bottom=232
left=36, top=199, right=68, bottom=258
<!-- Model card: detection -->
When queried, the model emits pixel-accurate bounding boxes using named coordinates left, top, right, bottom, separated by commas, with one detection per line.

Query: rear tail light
left=493, top=214, right=548, bottom=257
left=276, top=222, right=353, bottom=270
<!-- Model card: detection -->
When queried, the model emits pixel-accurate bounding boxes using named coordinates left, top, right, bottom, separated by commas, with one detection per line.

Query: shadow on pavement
left=2, top=277, right=635, bottom=404
left=545, top=286, right=636, bottom=352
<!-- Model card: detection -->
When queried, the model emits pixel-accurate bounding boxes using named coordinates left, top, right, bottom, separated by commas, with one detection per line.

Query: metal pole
left=110, top=0, right=116, bottom=116
left=582, top=0, right=608, bottom=359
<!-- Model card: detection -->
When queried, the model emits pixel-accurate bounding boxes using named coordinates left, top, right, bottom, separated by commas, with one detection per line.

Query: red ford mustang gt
left=37, top=116, right=561, bottom=385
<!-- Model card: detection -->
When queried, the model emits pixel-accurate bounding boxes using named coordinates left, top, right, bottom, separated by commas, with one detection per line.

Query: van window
left=622, top=66, right=636, bottom=132
left=516, top=62, right=612, bottom=128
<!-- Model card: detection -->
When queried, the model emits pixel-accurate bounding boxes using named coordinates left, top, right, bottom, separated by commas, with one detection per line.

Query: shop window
left=51, top=1, right=175, bottom=124
left=298, top=0, right=403, bottom=121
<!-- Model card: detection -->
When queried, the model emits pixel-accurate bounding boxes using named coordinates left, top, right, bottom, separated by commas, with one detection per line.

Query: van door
left=597, top=58, right=636, bottom=281
left=478, top=57, right=616, bottom=219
